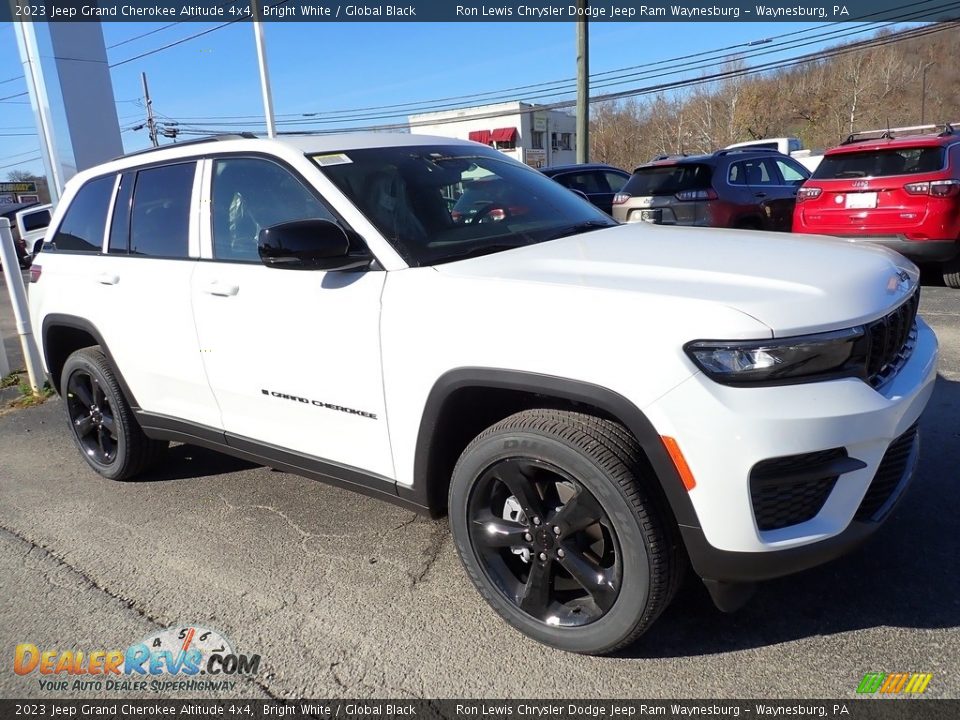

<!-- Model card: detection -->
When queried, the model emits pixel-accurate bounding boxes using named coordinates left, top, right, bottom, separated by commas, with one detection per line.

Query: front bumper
left=644, top=317, right=938, bottom=584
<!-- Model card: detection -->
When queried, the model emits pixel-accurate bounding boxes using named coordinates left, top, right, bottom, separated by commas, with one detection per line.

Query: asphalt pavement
left=0, top=280, right=958, bottom=700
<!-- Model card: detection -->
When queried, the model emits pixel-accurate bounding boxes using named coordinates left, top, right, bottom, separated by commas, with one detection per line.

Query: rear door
left=767, top=157, right=809, bottom=231
left=92, top=162, right=222, bottom=428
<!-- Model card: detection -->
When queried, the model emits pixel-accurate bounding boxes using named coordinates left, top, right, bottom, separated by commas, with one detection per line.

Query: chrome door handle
left=96, top=273, right=119, bottom=285
left=203, top=282, right=240, bottom=297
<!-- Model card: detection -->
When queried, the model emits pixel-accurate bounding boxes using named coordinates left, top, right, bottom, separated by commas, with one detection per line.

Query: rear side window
left=130, top=163, right=196, bottom=258
left=623, top=164, right=712, bottom=196
left=22, top=209, right=51, bottom=232
left=51, top=176, right=115, bottom=253
left=813, top=147, right=945, bottom=179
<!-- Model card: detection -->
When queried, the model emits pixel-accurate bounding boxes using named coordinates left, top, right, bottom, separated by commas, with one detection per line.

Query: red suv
left=793, top=125, right=960, bottom=287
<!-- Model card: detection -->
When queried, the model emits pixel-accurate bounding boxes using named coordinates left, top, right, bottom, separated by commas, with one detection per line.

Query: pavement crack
left=0, top=521, right=285, bottom=702
left=410, top=519, right=447, bottom=588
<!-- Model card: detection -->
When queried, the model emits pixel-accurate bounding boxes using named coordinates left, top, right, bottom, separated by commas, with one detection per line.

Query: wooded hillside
left=589, top=25, right=960, bottom=171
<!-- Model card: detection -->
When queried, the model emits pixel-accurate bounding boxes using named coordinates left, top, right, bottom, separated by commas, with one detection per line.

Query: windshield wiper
left=435, top=242, right=531, bottom=263
left=544, top=220, right=615, bottom=241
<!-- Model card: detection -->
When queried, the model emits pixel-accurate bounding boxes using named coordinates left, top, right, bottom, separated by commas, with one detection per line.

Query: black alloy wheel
left=449, top=409, right=684, bottom=655
left=61, top=347, right=167, bottom=480
left=468, top=457, right=622, bottom=627
left=66, top=368, right=118, bottom=465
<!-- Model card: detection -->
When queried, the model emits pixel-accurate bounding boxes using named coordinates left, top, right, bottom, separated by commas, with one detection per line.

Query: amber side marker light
left=661, top=436, right=697, bottom=491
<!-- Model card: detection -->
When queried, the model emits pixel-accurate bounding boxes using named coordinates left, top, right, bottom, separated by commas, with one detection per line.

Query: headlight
left=684, top=327, right=866, bottom=386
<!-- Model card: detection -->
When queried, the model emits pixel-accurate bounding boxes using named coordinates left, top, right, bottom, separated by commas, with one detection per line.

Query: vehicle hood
left=434, top=223, right=918, bottom=336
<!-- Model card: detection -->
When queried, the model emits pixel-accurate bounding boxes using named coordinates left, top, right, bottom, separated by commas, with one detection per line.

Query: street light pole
left=251, top=0, right=277, bottom=138
left=921, top=61, right=936, bottom=125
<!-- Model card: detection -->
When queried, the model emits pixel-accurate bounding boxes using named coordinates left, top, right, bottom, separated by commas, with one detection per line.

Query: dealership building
left=408, top=101, right=578, bottom=168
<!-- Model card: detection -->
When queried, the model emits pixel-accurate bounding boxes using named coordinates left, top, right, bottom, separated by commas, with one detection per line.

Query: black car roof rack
left=116, top=133, right=259, bottom=160
left=841, top=122, right=959, bottom=145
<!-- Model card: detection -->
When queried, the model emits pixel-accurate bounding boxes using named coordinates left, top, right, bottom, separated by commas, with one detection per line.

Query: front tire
left=61, top=347, right=166, bottom=480
left=449, top=409, right=683, bottom=654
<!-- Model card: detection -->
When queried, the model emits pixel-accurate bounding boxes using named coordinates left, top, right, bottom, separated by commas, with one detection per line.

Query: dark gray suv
left=612, top=148, right=810, bottom=232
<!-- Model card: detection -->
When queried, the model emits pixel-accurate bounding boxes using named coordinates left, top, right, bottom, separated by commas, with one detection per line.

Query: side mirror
left=258, top=219, right=371, bottom=271
left=570, top=189, right=590, bottom=201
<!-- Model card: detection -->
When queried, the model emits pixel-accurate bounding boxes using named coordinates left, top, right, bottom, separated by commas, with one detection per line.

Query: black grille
left=866, top=290, right=920, bottom=388
left=855, top=423, right=919, bottom=521
left=750, top=448, right=848, bottom=531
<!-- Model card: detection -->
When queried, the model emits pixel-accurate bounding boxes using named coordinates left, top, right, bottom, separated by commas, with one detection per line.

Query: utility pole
left=251, top=0, right=277, bottom=138
left=576, top=0, right=589, bottom=164
left=141, top=72, right=158, bottom=147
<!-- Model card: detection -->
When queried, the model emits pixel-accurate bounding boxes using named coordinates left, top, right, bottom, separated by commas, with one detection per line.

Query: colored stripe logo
left=857, top=672, right=932, bottom=695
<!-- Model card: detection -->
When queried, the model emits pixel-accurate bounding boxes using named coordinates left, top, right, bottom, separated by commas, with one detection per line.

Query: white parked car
left=28, top=134, right=937, bottom=654
left=15, top=202, right=52, bottom=259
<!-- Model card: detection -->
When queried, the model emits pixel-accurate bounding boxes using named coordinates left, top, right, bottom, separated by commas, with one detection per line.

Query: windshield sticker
left=312, top=153, right=353, bottom=166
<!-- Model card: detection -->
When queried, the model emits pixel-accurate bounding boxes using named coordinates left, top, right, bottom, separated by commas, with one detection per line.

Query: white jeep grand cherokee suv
left=29, top=134, right=938, bottom=655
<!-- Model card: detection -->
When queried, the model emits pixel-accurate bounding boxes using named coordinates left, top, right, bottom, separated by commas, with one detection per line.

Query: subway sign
left=0, top=182, right=37, bottom=193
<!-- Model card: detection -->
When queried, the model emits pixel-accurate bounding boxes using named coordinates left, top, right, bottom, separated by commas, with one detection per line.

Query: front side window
left=51, top=175, right=115, bottom=253
left=313, top=145, right=615, bottom=267
left=557, top=172, right=605, bottom=194
left=211, top=158, right=336, bottom=262
left=130, top=163, right=195, bottom=258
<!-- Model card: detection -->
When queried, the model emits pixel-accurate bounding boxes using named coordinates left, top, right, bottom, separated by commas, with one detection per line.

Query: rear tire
left=943, top=258, right=960, bottom=289
left=61, top=347, right=167, bottom=480
left=448, top=409, right=684, bottom=655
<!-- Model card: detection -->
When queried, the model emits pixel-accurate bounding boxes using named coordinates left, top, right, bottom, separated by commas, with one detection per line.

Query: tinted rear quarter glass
left=130, top=163, right=195, bottom=258
left=22, top=209, right=51, bottom=232
left=813, top=147, right=945, bottom=179
left=623, top=164, right=713, bottom=196
left=52, top=175, right=115, bottom=253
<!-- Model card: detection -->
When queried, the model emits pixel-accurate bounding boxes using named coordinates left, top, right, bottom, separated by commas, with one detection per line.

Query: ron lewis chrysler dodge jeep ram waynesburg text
left=29, top=134, right=937, bottom=655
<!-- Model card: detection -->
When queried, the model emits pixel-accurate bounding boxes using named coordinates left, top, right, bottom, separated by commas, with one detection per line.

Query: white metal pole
left=251, top=1, right=277, bottom=139
left=14, top=20, right=64, bottom=203
left=0, top=218, right=45, bottom=392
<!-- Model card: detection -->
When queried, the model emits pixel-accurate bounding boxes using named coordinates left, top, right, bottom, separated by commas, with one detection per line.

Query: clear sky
left=0, top=19, right=902, bottom=178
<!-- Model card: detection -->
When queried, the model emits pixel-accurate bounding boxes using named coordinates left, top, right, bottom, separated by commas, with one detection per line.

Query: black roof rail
left=841, top=122, right=960, bottom=145
left=115, top=133, right=259, bottom=160
left=714, top=147, right=785, bottom=157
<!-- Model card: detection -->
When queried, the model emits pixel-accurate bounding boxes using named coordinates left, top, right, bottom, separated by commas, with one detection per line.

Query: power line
left=0, top=155, right=41, bottom=171
left=173, top=20, right=954, bottom=137
left=160, top=0, right=956, bottom=125
left=107, top=22, right=183, bottom=50
left=173, top=15, right=956, bottom=132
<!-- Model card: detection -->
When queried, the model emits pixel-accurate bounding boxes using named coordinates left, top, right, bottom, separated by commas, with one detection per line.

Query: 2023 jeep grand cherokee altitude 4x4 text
left=29, top=134, right=938, bottom=655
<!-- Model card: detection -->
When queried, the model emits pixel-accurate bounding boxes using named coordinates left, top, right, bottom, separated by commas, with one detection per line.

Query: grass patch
left=2, top=371, right=54, bottom=409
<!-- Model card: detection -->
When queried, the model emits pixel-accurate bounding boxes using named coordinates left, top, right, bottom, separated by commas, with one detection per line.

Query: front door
left=190, top=156, right=394, bottom=478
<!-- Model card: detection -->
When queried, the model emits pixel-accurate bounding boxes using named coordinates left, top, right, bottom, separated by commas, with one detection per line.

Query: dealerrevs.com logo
left=14, top=625, right=261, bottom=693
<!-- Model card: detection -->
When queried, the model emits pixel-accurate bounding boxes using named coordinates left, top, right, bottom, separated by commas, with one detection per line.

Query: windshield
left=312, top=145, right=615, bottom=266
left=622, top=164, right=713, bottom=196
left=813, top=147, right=945, bottom=179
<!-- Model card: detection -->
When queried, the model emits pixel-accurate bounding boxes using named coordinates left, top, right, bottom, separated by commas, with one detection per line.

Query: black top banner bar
left=2, top=700, right=960, bottom=720
left=3, top=0, right=960, bottom=22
